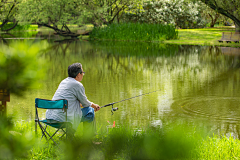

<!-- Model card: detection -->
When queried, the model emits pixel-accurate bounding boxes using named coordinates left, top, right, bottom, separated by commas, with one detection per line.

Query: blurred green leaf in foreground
left=0, top=42, right=46, bottom=96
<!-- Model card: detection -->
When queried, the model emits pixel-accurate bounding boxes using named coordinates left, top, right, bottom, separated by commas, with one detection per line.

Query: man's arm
left=75, top=83, right=100, bottom=111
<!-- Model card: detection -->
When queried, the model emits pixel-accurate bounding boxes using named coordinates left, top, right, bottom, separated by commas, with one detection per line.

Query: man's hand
left=91, top=103, right=100, bottom=112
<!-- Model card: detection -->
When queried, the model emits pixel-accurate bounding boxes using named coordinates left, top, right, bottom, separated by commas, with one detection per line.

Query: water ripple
left=173, top=96, right=240, bottom=123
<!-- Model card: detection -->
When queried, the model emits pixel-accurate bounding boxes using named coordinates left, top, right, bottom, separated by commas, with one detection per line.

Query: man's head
left=68, top=63, right=84, bottom=80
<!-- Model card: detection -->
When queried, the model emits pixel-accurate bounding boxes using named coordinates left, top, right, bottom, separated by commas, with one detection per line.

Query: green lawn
left=166, top=26, right=240, bottom=47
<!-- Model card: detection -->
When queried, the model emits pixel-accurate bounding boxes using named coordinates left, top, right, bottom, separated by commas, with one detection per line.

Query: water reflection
left=4, top=38, right=240, bottom=136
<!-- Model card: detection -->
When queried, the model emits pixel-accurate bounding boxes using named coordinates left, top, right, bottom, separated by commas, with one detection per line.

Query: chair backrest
left=35, top=98, right=68, bottom=109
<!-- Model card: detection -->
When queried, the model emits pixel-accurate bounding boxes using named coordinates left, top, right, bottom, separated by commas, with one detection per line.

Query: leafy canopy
left=17, top=0, right=84, bottom=25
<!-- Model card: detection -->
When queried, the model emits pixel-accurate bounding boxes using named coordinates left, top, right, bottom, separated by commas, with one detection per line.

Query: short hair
left=68, top=63, right=83, bottom=78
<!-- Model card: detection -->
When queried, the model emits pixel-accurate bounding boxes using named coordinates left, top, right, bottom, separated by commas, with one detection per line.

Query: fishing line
left=101, top=89, right=161, bottom=114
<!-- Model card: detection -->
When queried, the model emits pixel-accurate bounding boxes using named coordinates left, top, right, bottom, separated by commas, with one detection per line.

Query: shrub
left=124, top=0, right=207, bottom=29
left=0, top=42, right=46, bottom=96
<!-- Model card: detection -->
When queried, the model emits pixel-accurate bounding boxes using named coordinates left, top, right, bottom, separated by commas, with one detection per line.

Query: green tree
left=201, top=5, right=233, bottom=27
left=17, top=0, right=84, bottom=37
left=0, top=0, right=18, bottom=31
left=81, top=0, right=143, bottom=26
left=199, top=0, right=240, bottom=32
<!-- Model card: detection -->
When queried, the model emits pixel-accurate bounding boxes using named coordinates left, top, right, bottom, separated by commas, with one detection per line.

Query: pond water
left=3, top=34, right=240, bottom=137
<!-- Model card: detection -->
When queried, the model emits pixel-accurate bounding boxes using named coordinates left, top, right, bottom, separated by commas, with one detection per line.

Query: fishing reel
left=101, top=103, right=118, bottom=115
left=110, top=103, right=118, bottom=115
left=111, top=106, right=118, bottom=115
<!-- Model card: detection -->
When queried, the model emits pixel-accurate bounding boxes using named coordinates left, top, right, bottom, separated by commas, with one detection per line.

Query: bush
left=0, top=116, right=35, bottom=159
left=0, top=42, right=46, bottom=96
left=124, top=0, right=207, bottom=29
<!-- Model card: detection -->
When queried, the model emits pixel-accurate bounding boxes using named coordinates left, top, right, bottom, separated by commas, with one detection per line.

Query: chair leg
left=46, top=128, right=61, bottom=145
left=39, top=123, right=58, bottom=145
left=41, top=125, right=48, bottom=139
left=60, top=129, right=67, bottom=139
left=38, top=122, right=48, bottom=140
left=38, top=122, right=71, bottom=145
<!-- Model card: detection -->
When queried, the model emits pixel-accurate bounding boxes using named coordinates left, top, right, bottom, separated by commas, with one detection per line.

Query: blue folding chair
left=35, top=98, right=71, bottom=145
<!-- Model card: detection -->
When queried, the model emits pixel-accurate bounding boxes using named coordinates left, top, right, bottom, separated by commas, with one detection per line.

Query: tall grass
left=90, top=23, right=178, bottom=41
left=196, top=134, right=240, bottom=159
left=2, top=117, right=240, bottom=160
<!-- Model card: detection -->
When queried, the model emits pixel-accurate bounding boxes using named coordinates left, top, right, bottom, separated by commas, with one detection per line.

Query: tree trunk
left=37, top=23, right=80, bottom=38
left=209, top=13, right=219, bottom=28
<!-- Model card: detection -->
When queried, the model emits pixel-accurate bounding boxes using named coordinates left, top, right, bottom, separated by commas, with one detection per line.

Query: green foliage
left=0, top=24, right=37, bottom=31
left=199, top=0, right=240, bottom=27
left=0, top=0, right=18, bottom=31
left=0, top=31, right=38, bottom=38
left=80, top=0, right=143, bottom=26
left=3, top=120, right=240, bottom=159
left=90, top=23, right=178, bottom=41
left=100, top=125, right=199, bottom=160
left=17, top=0, right=83, bottom=26
left=196, top=134, right=240, bottom=159
left=0, top=116, right=35, bottom=160
left=0, top=0, right=17, bottom=22
left=61, top=124, right=200, bottom=160
left=124, top=0, right=207, bottom=29
left=0, top=42, right=46, bottom=96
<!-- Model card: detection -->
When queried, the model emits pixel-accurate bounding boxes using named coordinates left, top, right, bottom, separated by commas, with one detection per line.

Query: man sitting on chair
left=46, top=62, right=100, bottom=133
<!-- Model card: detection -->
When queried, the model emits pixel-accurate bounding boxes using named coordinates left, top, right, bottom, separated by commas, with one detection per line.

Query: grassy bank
left=87, top=24, right=239, bottom=47
left=2, top=117, right=240, bottom=160
left=166, top=26, right=240, bottom=47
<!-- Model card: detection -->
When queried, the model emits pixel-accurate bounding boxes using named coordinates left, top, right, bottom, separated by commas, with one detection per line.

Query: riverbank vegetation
left=1, top=0, right=240, bottom=36
left=2, top=117, right=240, bottom=160
left=90, top=23, right=178, bottom=41
left=0, top=24, right=37, bottom=32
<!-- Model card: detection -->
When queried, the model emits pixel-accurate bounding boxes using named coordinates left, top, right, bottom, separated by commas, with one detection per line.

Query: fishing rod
left=101, top=89, right=161, bottom=115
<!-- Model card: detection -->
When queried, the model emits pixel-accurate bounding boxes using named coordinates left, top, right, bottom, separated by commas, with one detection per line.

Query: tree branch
left=0, top=19, right=9, bottom=28
left=1, top=21, right=18, bottom=32
left=201, top=0, right=240, bottom=27
left=37, top=23, right=80, bottom=38
left=109, top=4, right=127, bottom=24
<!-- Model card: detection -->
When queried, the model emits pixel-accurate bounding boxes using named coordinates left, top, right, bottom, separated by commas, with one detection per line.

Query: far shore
left=166, top=26, right=240, bottom=47
left=2, top=25, right=240, bottom=47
